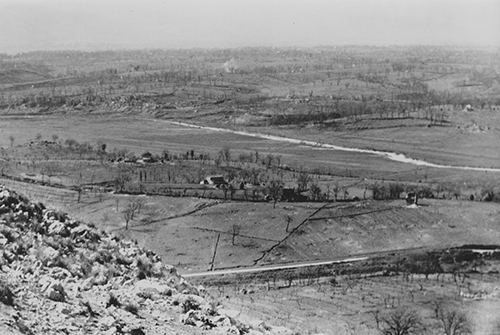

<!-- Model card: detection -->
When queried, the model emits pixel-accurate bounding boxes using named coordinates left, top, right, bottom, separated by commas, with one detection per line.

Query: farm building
left=139, top=151, right=156, bottom=163
left=200, top=175, right=228, bottom=187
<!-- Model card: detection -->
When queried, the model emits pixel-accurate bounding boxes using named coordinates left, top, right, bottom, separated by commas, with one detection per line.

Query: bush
left=106, top=293, right=121, bottom=308
left=0, top=281, right=14, bottom=306
left=309, top=183, right=322, bottom=201
left=124, top=303, right=139, bottom=315
left=181, top=297, right=201, bottom=313
left=371, top=183, right=388, bottom=200
left=136, top=255, right=153, bottom=278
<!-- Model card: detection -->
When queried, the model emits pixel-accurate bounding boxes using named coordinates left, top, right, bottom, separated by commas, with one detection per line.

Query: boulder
left=99, top=315, right=116, bottom=329
left=134, top=279, right=174, bottom=299
left=37, top=246, right=59, bottom=264
left=47, top=220, right=69, bottom=237
left=46, top=282, right=66, bottom=302
left=0, top=234, right=8, bottom=246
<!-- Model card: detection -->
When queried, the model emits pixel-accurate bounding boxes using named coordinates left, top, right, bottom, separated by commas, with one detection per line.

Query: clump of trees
left=374, top=305, right=471, bottom=335
left=114, top=173, right=132, bottom=192
left=122, top=198, right=145, bottom=230
left=371, top=183, right=406, bottom=200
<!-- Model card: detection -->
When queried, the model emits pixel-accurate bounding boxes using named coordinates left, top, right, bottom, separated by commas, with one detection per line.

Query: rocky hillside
left=0, top=186, right=284, bottom=335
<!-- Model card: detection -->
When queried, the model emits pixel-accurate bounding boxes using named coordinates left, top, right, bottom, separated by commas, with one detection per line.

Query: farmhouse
left=200, top=175, right=228, bottom=187
left=139, top=151, right=155, bottom=163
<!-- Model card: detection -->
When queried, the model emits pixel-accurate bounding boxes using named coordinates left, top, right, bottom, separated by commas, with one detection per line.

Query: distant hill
left=0, top=68, right=52, bottom=85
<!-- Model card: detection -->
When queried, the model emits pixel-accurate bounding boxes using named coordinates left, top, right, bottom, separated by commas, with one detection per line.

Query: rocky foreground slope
left=0, top=186, right=286, bottom=335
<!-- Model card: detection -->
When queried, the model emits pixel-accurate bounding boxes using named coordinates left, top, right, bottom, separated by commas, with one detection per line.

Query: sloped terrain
left=0, top=186, right=289, bottom=335
left=259, top=199, right=500, bottom=265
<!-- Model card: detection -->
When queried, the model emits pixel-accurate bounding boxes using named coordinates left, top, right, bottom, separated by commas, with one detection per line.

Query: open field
left=247, top=107, right=500, bottom=169
left=1, top=114, right=500, bottom=189
left=0, top=114, right=419, bottom=177
left=260, top=199, right=500, bottom=264
left=2, top=177, right=499, bottom=276
left=213, top=272, right=500, bottom=335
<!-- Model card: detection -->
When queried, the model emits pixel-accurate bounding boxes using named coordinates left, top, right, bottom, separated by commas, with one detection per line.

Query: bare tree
left=332, top=182, right=341, bottom=201
left=268, top=179, right=283, bottom=209
left=220, top=146, right=231, bottom=165
left=231, top=224, right=240, bottom=245
left=220, top=184, right=229, bottom=200
left=264, top=154, right=274, bottom=168
left=284, top=214, right=293, bottom=232
left=343, top=187, right=349, bottom=200
left=8, top=135, right=14, bottom=148
left=229, top=184, right=236, bottom=200
left=214, top=154, right=222, bottom=168
left=376, top=309, right=422, bottom=335
left=123, top=203, right=136, bottom=230
left=436, top=305, right=471, bottom=335
left=132, top=198, right=145, bottom=215
left=296, top=171, right=311, bottom=192
left=76, top=186, right=83, bottom=203
left=122, top=198, right=145, bottom=230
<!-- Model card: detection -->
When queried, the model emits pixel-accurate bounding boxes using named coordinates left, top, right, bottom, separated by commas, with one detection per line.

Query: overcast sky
left=0, top=0, right=499, bottom=53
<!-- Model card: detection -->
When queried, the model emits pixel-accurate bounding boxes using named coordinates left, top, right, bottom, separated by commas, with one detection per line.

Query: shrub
left=0, top=229, right=15, bottom=243
left=106, top=294, right=121, bottom=308
left=136, top=256, right=153, bottom=278
left=0, top=281, right=14, bottom=306
left=124, top=303, right=139, bottom=315
left=181, top=297, right=200, bottom=313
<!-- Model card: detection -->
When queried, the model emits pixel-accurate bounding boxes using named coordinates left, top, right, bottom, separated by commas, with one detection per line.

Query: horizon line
left=2, top=43, right=500, bottom=56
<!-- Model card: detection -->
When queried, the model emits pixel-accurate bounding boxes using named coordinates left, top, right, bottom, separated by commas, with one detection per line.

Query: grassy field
left=245, top=107, right=500, bottom=169
left=212, top=272, right=500, bottom=335
left=260, top=199, right=500, bottom=265
left=2, top=177, right=499, bottom=275
left=2, top=114, right=499, bottom=188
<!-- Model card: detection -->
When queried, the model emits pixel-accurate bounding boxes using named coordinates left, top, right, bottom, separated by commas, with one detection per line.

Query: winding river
left=165, top=120, right=500, bottom=173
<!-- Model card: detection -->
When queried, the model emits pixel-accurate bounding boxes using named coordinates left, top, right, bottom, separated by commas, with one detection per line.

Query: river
left=163, top=120, right=500, bottom=173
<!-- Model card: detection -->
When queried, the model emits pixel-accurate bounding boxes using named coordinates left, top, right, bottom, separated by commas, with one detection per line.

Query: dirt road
left=182, top=256, right=369, bottom=278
